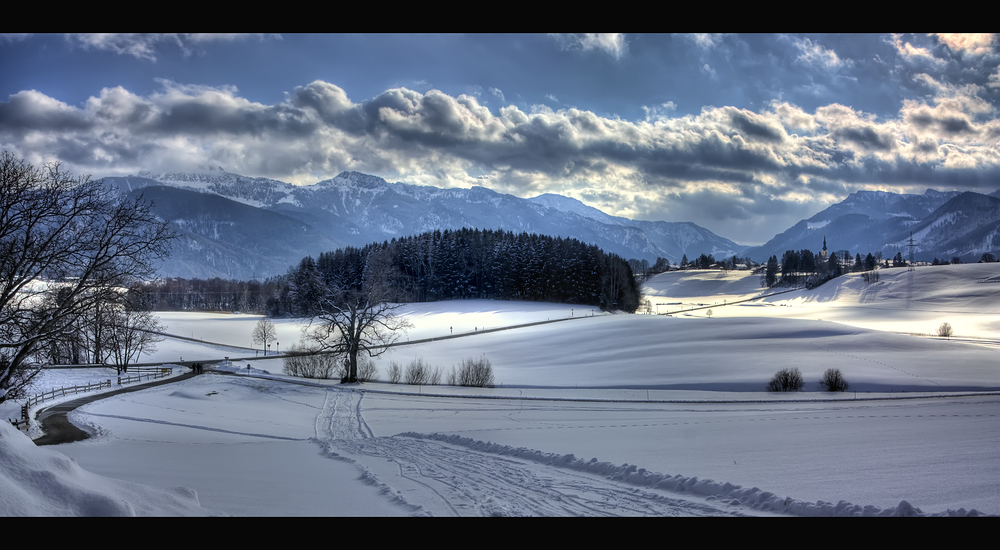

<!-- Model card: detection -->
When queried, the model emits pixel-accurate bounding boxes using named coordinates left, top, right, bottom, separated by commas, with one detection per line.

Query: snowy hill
left=642, top=262, right=1000, bottom=340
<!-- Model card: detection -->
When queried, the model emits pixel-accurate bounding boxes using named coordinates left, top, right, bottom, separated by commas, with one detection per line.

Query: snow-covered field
left=644, top=263, right=1000, bottom=341
left=2, top=263, right=998, bottom=516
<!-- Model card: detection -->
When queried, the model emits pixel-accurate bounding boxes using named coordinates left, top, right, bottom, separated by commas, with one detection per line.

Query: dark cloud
left=907, top=109, right=976, bottom=135
left=830, top=125, right=896, bottom=151
left=0, top=91, right=90, bottom=131
left=729, top=110, right=785, bottom=143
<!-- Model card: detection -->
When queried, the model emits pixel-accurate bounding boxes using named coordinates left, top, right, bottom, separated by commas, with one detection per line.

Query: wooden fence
left=8, top=366, right=173, bottom=431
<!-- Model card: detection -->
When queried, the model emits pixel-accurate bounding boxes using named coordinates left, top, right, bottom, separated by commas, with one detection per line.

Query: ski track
left=312, top=387, right=747, bottom=516
left=311, top=388, right=987, bottom=516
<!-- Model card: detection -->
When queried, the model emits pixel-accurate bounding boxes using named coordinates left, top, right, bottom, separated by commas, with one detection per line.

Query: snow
left=642, top=265, right=1000, bottom=341
left=2, top=264, right=998, bottom=516
left=0, top=419, right=217, bottom=516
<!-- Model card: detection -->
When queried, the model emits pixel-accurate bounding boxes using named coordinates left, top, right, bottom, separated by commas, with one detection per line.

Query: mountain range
left=100, top=169, right=999, bottom=280
left=744, top=189, right=1000, bottom=263
left=101, top=170, right=743, bottom=280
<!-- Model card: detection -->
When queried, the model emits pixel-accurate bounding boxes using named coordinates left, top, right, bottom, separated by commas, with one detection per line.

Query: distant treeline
left=131, top=277, right=282, bottom=313
left=762, top=248, right=892, bottom=288
left=135, top=229, right=641, bottom=314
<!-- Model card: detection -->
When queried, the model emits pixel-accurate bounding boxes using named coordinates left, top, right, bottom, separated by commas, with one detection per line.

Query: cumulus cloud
left=2, top=77, right=997, bottom=241
left=934, top=33, right=996, bottom=57
left=889, top=34, right=947, bottom=68
left=63, top=33, right=278, bottom=61
left=550, top=33, right=628, bottom=60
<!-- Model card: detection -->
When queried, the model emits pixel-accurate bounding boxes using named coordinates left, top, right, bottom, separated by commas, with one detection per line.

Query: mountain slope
left=126, top=186, right=343, bottom=280
left=104, top=170, right=748, bottom=278
left=744, top=189, right=999, bottom=262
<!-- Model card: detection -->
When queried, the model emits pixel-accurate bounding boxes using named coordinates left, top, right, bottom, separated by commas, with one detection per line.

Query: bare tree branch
left=305, top=247, right=410, bottom=383
left=0, top=152, right=174, bottom=401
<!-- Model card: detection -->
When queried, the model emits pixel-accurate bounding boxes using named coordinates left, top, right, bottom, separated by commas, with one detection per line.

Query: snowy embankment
left=0, top=420, right=218, bottom=516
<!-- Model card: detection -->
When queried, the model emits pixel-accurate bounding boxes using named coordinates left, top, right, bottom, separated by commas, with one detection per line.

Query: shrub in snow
left=428, top=365, right=442, bottom=385
left=766, top=367, right=804, bottom=392
left=819, top=368, right=849, bottom=392
left=937, top=322, right=953, bottom=338
left=355, top=355, right=378, bottom=382
left=282, top=345, right=339, bottom=379
left=387, top=361, right=402, bottom=384
left=405, top=358, right=430, bottom=385
left=453, top=356, right=495, bottom=388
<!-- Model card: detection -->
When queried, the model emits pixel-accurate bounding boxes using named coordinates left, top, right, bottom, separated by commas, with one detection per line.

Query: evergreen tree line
left=763, top=248, right=888, bottom=289
left=269, top=228, right=641, bottom=316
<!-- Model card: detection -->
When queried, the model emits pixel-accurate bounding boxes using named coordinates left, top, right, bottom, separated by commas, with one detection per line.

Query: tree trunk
left=347, top=350, right=358, bottom=383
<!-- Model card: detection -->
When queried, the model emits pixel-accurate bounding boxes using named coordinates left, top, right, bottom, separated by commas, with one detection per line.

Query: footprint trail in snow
left=313, top=388, right=752, bottom=517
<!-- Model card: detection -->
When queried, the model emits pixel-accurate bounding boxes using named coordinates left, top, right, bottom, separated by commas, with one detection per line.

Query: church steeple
left=821, top=236, right=828, bottom=260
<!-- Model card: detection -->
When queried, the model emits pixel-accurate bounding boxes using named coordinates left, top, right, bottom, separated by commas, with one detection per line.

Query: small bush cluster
left=283, top=345, right=379, bottom=382
left=401, top=358, right=441, bottom=385
left=819, top=368, right=849, bottom=392
left=384, top=356, right=494, bottom=388
left=282, top=345, right=340, bottom=379
left=352, top=356, right=379, bottom=383
left=387, top=361, right=402, bottom=384
left=448, top=356, right=495, bottom=387
left=766, top=367, right=851, bottom=392
left=937, top=322, right=953, bottom=338
left=766, top=367, right=804, bottom=392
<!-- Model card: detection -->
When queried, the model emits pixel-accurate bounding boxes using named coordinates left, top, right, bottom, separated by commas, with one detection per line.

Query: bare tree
left=0, top=152, right=173, bottom=402
left=105, top=304, right=165, bottom=374
left=306, top=247, right=411, bottom=383
left=767, top=367, right=804, bottom=392
left=252, top=318, right=277, bottom=355
left=819, top=368, right=849, bottom=392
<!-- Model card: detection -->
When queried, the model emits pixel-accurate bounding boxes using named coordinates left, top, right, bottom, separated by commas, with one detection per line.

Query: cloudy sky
left=2, top=33, right=998, bottom=244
